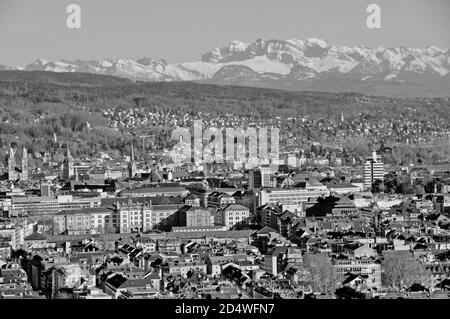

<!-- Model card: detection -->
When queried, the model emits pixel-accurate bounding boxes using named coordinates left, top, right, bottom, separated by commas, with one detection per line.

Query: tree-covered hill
left=0, top=70, right=132, bottom=86
left=0, top=70, right=449, bottom=165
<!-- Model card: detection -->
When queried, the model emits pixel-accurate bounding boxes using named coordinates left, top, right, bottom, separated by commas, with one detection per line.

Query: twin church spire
left=8, top=146, right=28, bottom=181
left=9, top=141, right=139, bottom=181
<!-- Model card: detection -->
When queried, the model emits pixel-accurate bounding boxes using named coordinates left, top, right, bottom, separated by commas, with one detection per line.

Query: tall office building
left=364, top=151, right=384, bottom=189
left=249, top=166, right=272, bottom=190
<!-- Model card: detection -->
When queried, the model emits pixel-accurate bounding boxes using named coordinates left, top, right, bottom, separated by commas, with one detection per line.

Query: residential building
left=53, top=210, right=93, bottom=235
left=220, top=204, right=250, bottom=229
left=115, top=200, right=152, bottom=233
left=333, top=258, right=382, bottom=289
left=179, top=206, right=213, bottom=228
left=184, top=194, right=200, bottom=206
left=208, top=191, right=236, bottom=209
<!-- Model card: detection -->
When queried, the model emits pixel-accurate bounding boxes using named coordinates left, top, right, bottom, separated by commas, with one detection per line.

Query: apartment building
left=333, top=258, right=382, bottom=289
left=179, top=206, right=213, bottom=227
left=207, top=191, right=236, bottom=209
left=53, top=207, right=113, bottom=235
left=115, top=201, right=152, bottom=234
left=221, top=204, right=250, bottom=229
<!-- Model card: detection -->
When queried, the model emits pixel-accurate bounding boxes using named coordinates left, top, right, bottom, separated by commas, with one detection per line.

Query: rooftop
left=24, top=232, right=47, bottom=241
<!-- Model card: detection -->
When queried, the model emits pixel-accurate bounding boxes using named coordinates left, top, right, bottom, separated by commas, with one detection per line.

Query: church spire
left=66, top=146, right=71, bottom=160
left=21, top=146, right=29, bottom=181
left=62, top=145, right=74, bottom=180
left=128, top=140, right=137, bottom=178
left=8, top=145, right=16, bottom=181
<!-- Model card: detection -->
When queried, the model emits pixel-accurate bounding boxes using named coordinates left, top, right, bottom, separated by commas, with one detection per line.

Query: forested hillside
left=1, top=71, right=450, bottom=166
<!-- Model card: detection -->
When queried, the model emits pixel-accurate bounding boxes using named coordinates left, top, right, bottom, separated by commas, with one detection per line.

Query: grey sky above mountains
left=0, top=0, right=449, bottom=67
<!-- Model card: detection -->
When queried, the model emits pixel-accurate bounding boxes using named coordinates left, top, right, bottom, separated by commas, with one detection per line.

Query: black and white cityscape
left=0, top=0, right=450, bottom=301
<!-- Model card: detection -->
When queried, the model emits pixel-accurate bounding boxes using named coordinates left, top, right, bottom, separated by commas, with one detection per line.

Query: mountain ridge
left=4, top=38, right=450, bottom=97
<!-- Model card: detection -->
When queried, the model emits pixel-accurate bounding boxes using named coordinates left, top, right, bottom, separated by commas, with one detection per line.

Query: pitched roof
left=166, top=229, right=255, bottom=240
left=105, top=274, right=127, bottom=289
left=152, top=204, right=180, bottom=211
left=101, top=196, right=160, bottom=206
left=327, top=183, right=360, bottom=189
left=185, top=206, right=211, bottom=213
left=256, top=226, right=278, bottom=235
left=24, top=232, right=47, bottom=241
left=120, top=186, right=188, bottom=195
left=145, top=271, right=161, bottom=280
left=184, top=194, right=199, bottom=200
left=56, top=207, right=113, bottom=216
left=342, top=274, right=366, bottom=285
left=279, top=210, right=297, bottom=220
left=224, top=204, right=249, bottom=211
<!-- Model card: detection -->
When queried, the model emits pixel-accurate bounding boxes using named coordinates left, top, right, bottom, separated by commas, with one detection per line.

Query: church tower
left=128, top=141, right=137, bottom=178
left=62, top=146, right=74, bottom=180
left=21, top=147, right=29, bottom=181
left=7, top=146, right=16, bottom=181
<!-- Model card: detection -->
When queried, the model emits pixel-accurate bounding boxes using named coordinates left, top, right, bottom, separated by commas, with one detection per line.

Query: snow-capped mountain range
left=3, top=38, right=450, bottom=97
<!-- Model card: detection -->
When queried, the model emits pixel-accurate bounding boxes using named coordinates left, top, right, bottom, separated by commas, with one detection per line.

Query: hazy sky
left=0, top=0, right=449, bottom=67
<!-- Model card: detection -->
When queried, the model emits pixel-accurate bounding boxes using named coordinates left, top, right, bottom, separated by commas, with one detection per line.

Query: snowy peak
left=26, top=59, right=79, bottom=72
left=3, top=38, right=450, bottom=97
left=22, top=39, right=450, bottom=80
left=200, top=38, right=449, bottom=77
left=305, top=38, right=329, bottom=48
left=24, top=57, right=179, bottom=80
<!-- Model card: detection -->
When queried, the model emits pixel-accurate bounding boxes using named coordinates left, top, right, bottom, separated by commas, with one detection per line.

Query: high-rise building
left=364, top=151, right=384, bottom=189
left=62, top=147, right=74, bottom=180
left=249, top=166, right=272, bottom=190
